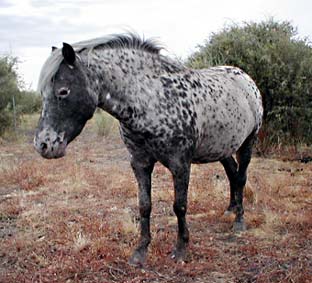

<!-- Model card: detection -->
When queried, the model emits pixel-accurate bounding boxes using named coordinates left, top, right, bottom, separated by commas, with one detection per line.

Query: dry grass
left=0, top=115, right=311, bottom=283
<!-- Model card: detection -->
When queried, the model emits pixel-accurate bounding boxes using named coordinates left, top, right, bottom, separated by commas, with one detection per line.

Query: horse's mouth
left=34, top=133, right=68, bottom=159
left=39, top=142, right=67, bottom=159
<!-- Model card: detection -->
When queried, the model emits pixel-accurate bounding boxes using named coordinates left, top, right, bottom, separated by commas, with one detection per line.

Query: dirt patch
left=0, top=121, right=311, bottom=282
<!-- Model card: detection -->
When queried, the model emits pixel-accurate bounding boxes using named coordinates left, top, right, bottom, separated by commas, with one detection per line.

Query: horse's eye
left=57, top=87, right=70, bottom=97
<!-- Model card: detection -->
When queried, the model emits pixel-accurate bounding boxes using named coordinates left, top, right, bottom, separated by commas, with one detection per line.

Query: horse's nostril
left=40, top=142, right=48, bottom=151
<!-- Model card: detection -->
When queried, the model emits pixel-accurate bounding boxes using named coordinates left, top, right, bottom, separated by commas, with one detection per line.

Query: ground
left=0, top=115, right=311, bottom=283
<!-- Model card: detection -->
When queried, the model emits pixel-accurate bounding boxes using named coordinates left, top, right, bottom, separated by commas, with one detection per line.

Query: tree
left=0, top=55, right=41, bottom=136
left=187, top=19, right=312, bottom=144
left=0, top=56, right=20, bottom=135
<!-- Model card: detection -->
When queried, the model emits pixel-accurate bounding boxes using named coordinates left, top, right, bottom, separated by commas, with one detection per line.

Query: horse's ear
left=51, top=46, right=58, bottom=52
left=62, top=42, right=76, bottom=66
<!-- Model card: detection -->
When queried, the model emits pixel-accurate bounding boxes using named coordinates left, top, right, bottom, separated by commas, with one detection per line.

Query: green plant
left=0, top=56, right=20, bottom=135
left=0, top=55, right=42, bottom=137
left=16, top=90, right=42, bottom=114
left=94, top=110, right=117, bottom=137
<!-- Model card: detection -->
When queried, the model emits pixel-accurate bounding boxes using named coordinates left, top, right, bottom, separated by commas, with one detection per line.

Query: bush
left=16, top=90, right=42, bottom=114
left=0, top=56, right=20, bottom=136
left=94, top=110, right=117, bottom=137
left=187, top=19, right=312, bottom=145
left=0, top=55, right=41, bottom=136
left=0, top=109, right=14, bottom=136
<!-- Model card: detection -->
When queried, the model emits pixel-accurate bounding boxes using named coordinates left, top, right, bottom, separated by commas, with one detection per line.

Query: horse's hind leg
left=128, top=156, right=155, bottom=266
left=233, top=133, right=256, bottom=231
left=220, top=156, right=238, bottom=214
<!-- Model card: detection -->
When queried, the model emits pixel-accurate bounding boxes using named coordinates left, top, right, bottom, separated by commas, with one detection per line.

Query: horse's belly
left=191, top=129, right=247, bottom=163
left=192, top=142, right=236, bottom=163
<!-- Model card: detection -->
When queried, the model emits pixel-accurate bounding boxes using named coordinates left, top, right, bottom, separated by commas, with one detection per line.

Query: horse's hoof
left=224, top=209, right=235, bottom=216
left=170, top=248, right=189, bottom=263
left=233, top=221, right=246, bottom=232
left=128, top=250, right=146, bottom=267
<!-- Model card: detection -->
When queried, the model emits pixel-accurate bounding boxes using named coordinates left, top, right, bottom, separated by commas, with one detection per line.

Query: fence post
left=12, top=95, right=17, bottom=135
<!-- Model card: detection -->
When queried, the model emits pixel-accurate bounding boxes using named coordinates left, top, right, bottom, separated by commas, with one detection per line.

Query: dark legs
left=128, top=132, right=255, bottom=265
left=129, top=154, right=191, bottom=265
left=128, top=157, right=155, bottom=266
left=220, top=156, right=238, bottom=214
left=221, top=134, right=255, bottom=231
left=170, top=163, right=191, bottom=261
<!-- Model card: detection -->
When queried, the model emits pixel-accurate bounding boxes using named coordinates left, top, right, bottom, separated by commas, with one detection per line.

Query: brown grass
left=0, top=116, right=311, bottom=283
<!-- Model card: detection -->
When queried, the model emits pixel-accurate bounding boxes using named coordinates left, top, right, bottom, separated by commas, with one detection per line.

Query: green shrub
left=94, top=111, right=117, bottom=137
left=187, top=19, right=312, bottom=145
left=16, top=90, right=42, bottom=114
left=0, top=56, right=20, bottom=136
left=0, top=55, right=42, bottom=136
left=0, top=109, right=14, bottom=136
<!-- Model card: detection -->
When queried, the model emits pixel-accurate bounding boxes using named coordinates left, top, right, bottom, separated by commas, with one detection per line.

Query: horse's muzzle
left=34, top=128, right=67, bottom=159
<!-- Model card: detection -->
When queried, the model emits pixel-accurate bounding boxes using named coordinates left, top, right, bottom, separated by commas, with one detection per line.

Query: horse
left=34, top=33, right=263, bottom=266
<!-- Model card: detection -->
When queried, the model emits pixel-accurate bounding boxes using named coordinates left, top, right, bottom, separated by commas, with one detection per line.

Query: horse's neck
left=84, top=48, right=161, bottom=121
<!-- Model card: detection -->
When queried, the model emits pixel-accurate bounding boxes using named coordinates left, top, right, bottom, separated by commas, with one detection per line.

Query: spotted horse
left=34, top=33, right=263, bottom=266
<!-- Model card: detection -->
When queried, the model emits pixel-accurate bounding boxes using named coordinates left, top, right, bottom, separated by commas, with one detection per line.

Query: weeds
left=4, top=162, right=46, bottom=191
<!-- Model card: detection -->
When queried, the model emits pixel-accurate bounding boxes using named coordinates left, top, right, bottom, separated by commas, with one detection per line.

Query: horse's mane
left=74, top=33, right=162, bottom=54
left=38, top=33, right=163, bottom=92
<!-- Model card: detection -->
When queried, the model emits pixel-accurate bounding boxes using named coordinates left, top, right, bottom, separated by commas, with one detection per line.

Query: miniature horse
left=34, top=34, right=263, bottom=265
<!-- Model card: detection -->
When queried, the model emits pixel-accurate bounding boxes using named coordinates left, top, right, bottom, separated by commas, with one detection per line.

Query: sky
left=0, top=0, right=312, bottom=90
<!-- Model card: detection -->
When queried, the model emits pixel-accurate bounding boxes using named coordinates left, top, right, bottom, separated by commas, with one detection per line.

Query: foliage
left=0, top=56, right=20, bottom=135
left=94, top=110, right=118, bottom=137
left=187, top=19, right=312, bottom=145
left=15, top=90, right=42, bottom=114
left=0, top=55, right=41, bottom=136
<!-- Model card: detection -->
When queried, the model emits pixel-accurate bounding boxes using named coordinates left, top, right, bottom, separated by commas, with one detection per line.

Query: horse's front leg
left=128, top=157, right=155, bottom=266
left=170, top=162, right=191, bottom=262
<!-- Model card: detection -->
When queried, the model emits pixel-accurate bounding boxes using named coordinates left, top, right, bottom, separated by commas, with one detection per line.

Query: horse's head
left=34, top=43, right=97, bottom=159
